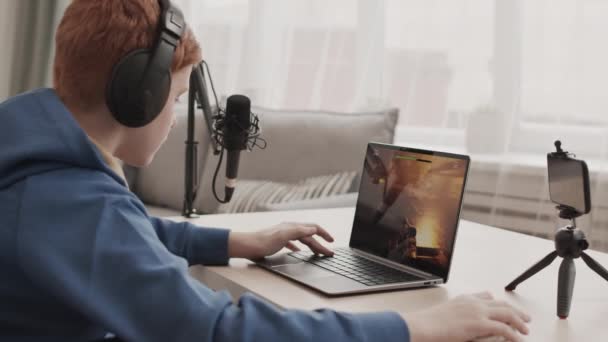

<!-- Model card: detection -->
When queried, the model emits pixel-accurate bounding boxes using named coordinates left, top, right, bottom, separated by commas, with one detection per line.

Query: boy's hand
left=228, top=222, right=335, bottom=260
left=404, top=292, right=531, bottom=342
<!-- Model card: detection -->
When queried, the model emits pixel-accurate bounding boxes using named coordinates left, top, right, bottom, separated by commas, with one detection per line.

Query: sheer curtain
left=0, top=0, right=69, bottom=100
left=177, top=0, right=608, bottom=150
left=175, top=0, right=490, bottom=133
left=176, top=0, right=608, bottom=248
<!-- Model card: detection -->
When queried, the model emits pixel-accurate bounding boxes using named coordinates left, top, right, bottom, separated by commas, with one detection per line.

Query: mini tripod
left=506, top=141, right=608, bottom=318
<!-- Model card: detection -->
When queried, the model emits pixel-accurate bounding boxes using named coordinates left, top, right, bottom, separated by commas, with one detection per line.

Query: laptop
left=256, top=142, right=470, bottom=295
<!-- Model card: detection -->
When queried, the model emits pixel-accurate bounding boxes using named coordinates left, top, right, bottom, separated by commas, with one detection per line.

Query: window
left=178, top=0, right=608, bottom=156
left=520, top=0, right=608, bottom=126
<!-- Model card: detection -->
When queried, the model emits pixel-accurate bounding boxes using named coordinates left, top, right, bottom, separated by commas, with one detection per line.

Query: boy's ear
left=106, top=49, right=171, bottom=128
left=105, top=0, right=185, bottom=129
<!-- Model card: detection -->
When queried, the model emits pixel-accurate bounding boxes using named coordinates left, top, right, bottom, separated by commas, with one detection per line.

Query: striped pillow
left=217, top=171, right=358, bottom=214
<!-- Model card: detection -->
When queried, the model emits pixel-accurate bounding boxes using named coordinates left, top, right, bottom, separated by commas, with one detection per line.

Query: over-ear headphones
left=106, top=0, right=185, bottom=128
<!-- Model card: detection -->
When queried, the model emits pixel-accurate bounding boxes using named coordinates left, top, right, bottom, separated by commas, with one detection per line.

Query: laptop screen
left=349, top=143, right=470, bottom=282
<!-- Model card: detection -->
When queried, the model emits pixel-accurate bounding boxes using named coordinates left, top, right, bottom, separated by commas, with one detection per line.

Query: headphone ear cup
left=106, top=49, right=171, bottom=128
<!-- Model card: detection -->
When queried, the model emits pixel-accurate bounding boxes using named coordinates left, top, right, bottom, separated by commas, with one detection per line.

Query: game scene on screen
left=350, top=145, right=468, bottom=278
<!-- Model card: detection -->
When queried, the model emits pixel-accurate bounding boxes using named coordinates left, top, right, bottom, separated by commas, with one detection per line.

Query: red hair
left=53, top=0, right=201, bottom=108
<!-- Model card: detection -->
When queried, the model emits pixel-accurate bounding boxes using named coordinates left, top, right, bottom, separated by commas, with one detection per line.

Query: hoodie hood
left=0, top=88, right=126, bottom=189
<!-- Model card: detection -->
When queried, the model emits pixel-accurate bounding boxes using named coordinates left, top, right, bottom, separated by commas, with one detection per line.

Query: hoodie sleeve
left=17, top=170, right=410, bottom=342
left=148, top=216, right=230, bottom=266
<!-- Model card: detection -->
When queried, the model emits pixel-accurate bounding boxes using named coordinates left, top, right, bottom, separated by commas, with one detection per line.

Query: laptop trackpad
left=273, top=263, right=336, bottom=279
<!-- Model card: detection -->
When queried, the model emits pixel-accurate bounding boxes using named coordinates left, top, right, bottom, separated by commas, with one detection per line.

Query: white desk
left=177, top=208, right=608, bottom=341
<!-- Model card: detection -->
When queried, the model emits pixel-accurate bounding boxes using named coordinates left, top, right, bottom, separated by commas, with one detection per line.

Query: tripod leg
left=505, top=251, right=558, bottom=291
left=580, top=252, right=608, bottom=282
left=557, top=257, right=575, bottom=319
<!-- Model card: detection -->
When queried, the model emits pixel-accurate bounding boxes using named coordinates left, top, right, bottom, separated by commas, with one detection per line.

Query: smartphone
left=547, top=154, right=591, bottom=215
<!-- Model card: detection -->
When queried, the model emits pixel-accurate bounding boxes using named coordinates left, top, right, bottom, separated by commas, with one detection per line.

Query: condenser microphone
left=183, top=60, right=264, bottom=214
left=222, top=95, right=251, bottom=202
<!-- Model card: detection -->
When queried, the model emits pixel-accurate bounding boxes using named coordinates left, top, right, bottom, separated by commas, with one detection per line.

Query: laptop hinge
left=350, top=248, right=440, bottom=280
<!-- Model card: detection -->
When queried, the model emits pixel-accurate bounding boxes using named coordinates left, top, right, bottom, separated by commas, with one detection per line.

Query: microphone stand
left=182, top=62, right=218, bottom=218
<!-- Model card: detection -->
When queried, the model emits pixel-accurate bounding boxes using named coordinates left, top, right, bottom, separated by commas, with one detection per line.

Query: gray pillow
left=197, top=107, right=399, bottom=214
left=258, top=192, right=359, bottom=212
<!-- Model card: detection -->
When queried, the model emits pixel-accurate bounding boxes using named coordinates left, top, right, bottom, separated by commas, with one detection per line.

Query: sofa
left=125, top=103, right=399, bottom=217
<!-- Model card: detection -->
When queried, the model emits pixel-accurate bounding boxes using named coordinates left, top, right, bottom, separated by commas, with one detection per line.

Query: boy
left=0, top=1, right=530, bottom=341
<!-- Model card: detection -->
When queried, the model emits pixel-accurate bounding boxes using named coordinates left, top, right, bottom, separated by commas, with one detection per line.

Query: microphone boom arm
left=183, top=61, right=219, bottom=217
left=191, top=62, right=219, bottom=153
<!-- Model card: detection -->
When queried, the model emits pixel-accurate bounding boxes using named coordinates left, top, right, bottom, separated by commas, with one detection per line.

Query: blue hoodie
left=0, top=89, right=410, bottom=342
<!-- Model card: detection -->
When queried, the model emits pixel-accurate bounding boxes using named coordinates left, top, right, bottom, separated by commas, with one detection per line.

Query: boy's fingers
left=283, top=226, right=316, bottom=241
left=299, top=236, right=334, bottom=256
left=487, top=307, right=529, bottom=335
left=285, top=241, right=300, bottom=252
left=301, top=223, right=334, bottom=242
left=489, top=300, right=531, bottom=323
left=482, top=320, right=523, bottom=342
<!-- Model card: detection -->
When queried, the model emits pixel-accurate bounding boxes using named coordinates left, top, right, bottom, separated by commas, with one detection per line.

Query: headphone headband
left=158, top=0, right=185, bottom=42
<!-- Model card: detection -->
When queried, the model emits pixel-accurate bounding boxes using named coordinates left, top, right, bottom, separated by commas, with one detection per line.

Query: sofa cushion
left=197, top=107, right=399, bottom=213
left=216, top=171, right=357, bottom=214
left=258, top=192, right=359, bottom=212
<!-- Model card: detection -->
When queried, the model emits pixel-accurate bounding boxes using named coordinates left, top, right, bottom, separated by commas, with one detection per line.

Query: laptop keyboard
left=289, top=247, right=424, bottom=286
